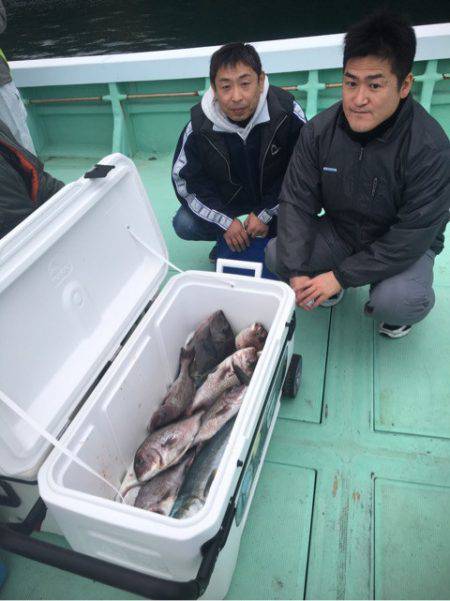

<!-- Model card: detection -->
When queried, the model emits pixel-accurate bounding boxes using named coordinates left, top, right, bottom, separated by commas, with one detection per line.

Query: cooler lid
left=0, top=153, right=168, bottom=478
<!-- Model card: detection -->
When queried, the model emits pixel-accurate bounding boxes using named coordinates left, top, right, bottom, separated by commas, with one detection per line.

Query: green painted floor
left=1, top=154, right=450, bottom=600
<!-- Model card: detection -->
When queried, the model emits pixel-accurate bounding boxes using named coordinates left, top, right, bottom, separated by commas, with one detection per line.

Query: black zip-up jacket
left=172, top=86, right=305, bottom=231
left=278, top=95, right=450, bottom=288
left=0, top=119, right=64, bottom=239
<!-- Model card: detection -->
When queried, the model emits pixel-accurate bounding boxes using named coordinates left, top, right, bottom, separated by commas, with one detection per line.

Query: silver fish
left=194, top=385, right=246, bottom=446
left=134, top=450, right=195, bottom=515
left=235, top=322, right=268, bottom=352
left=187, top=347, right=258, bottom=416
left=186, top=310, right=235, bottom=385
left=148, top=347, right=196, bottom=432
left=172, top=420, right=234, bottom=519
left=134, top=412, right=203, bottom=483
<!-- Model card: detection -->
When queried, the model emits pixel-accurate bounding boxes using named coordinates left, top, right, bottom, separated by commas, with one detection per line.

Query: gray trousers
left=265, top=218, right=436, bottom=325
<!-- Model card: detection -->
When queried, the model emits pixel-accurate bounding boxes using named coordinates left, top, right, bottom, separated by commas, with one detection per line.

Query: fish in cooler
left=134, top=412, right=203, bottom=483
left=134, top=450, right=196, bottom=515
left=187, top=347, right=258, bottom=416
left=148, top=347, right=196, bottom=432
left=194, top=385, right=246, bottom=446
left=186, top=310, right=235, bottom=385
left=172, top=420, right=234, bottom=519
left=235, top=323, right=268, bottom=352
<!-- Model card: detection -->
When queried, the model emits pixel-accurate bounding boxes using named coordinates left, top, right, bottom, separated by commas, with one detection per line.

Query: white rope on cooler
left=0, top=389, right=124, bottom=502
left=127, top=226, right=238, bottom=288
left=127, top=226, right=184, bottom=274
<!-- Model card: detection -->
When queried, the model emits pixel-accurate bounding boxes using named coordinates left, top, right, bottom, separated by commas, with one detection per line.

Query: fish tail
left=180, top=346, right=195, bottom=364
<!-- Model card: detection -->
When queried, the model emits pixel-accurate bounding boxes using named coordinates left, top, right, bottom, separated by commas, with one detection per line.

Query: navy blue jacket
left=172, top=86, right=305, bottom=231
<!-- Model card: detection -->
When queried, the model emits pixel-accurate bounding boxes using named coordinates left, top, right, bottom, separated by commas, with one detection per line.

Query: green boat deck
left=1, top=151, right=449, bottom=600
left=1, top=52, right=450, bottom=598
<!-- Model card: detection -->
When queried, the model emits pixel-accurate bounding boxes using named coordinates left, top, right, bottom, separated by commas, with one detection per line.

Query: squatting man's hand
left=289, top=271, right=342, bottom=310
left=224, top=218, right=250, bottom=252
left=243, top=212, right=269, bottom=238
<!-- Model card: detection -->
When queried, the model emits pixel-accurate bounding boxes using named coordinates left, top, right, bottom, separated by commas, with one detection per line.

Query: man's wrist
left=332, top=269, right=346, bottom=289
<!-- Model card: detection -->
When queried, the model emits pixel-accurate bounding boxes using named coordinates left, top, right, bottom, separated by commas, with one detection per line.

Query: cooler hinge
left=84, top=164, right=115, bottom=179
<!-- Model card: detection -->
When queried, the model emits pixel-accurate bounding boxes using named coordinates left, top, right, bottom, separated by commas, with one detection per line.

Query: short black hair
left=210, top=43, right=262, bottom=86
left=343, top=10, right=416, bottom=87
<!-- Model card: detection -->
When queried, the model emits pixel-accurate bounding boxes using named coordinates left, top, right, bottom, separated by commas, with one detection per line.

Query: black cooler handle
left=0, top=498, right=235, bottom=599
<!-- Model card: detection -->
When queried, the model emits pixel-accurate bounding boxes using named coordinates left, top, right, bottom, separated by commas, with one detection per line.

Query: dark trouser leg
left=172, top=206, right=221, bottom=241
left=367, top=250, right=436, bottom=325
left=265, top=216, right=353, bottom=279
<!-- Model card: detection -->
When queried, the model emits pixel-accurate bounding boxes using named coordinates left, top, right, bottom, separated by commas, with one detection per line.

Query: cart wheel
left=282, top=354, right=302, bottom=398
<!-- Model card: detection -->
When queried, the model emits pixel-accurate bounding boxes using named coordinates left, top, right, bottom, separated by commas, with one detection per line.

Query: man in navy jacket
left=172, top=42, right=305, bottom=258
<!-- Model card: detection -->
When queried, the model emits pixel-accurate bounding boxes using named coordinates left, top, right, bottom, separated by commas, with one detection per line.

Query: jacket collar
left=199, top=82, right=290, bottom=137
left=338, top=94, right=413, bottom=144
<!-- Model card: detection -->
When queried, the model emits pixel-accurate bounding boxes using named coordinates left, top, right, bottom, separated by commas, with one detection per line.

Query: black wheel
left=282, top=354, right=302, bottom=398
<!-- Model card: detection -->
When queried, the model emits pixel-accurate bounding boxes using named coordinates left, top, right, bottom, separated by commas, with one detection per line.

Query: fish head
left=252, top=323, right=268, bottom=346
left=232, top=347, right=258, bottom=384
left=210, top=310, right=234, bottom=346
left=134, top=445, right=163, bottom=482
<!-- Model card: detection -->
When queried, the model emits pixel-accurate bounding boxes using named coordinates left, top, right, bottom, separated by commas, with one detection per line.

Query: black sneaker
left=208, top=244, right=218, bottom=264
left=379, top=323, right=412, bottom=339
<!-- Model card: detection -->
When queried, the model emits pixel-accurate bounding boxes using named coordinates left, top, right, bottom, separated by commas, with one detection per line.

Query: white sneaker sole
left=378, top=324, right=412, bottom=339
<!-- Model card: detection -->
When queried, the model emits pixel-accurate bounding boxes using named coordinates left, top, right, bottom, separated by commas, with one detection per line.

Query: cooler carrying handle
left=216, top=258, right=263, bottom=278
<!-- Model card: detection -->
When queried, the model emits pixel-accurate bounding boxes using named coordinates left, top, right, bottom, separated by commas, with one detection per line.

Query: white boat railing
left=10, top=23, right=450, bottom=88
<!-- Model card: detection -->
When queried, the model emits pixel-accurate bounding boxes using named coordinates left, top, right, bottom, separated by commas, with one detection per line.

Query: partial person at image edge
left=171, top=42, right=306, bottom=261
left=267, top=10, right=450, bottom=339
left=0, top=0, right=36, bottom=154
left=0, top=118, right=64, bottom=239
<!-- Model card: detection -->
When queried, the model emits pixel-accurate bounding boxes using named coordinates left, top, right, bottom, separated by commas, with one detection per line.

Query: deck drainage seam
left=319, top=308, right=333, bottom=425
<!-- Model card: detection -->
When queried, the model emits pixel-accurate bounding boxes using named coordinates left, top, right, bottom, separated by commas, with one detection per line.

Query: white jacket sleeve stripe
left=172, top=122, right=233, bottom=231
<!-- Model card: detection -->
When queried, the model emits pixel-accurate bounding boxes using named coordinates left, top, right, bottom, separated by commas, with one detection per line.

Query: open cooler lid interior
left=0, top=153, right=168, bottom=478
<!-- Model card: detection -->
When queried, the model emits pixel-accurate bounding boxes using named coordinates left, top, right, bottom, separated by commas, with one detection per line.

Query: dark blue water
left=2, top=0, right=449, bottom=60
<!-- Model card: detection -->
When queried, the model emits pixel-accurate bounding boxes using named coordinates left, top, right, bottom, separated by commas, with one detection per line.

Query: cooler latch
left=84, top=164, right=115, bottom=179
left=0, top=480, right=21, bottom=508
left=286, top=312, right=296, bottom=341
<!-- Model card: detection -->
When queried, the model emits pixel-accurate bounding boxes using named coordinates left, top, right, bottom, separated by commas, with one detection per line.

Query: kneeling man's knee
left=370, top=279, right=435, bottom=325
left=173, top=208, right=195, bottom=240
left=264, top=238, right=278, bottom=274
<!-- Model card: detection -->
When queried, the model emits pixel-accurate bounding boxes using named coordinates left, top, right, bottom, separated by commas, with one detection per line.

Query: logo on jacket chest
left=270, top=144, right=281, bottom=156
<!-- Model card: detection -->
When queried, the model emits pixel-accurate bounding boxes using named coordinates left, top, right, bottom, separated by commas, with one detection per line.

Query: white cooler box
left=0, top=154, right=297, bottom=599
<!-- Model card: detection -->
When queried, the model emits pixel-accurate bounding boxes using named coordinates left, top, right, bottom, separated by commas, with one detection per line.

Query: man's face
left=342, top=55, right=412, bottom=132
left=213, top=61, right=265, bottom=122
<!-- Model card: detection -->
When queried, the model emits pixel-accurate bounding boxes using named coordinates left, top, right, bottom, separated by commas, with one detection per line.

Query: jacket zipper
left=201, top=134, right=240, bottom=186
left=371, top=177, right=378, bottom=199
left=259, top=114, right=288, bottom=196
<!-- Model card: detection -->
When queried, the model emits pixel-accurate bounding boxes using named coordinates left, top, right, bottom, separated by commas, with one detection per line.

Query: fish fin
left=233, top=362, right=251, bottom=385
left=180, top=346, right=195, bottom=363
left=203, top=469, right=217, bottom=498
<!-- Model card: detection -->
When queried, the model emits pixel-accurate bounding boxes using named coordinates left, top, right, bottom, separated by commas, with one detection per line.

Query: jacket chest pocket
left=367, top=176, right=399, bottom=221
left=321, top=165, right=354, bottom=212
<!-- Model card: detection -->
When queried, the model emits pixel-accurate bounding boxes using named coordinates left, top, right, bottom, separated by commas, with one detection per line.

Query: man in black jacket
left=267, top=11, right=449, bottom=338
left=172, top=42, right=305, bottom=258
left=0, top=119, right=64, bottom=239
